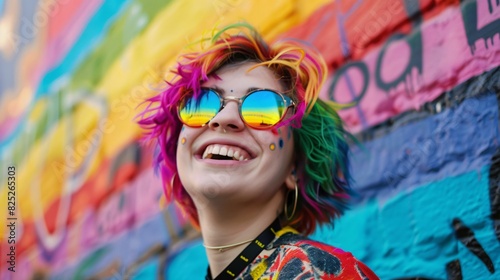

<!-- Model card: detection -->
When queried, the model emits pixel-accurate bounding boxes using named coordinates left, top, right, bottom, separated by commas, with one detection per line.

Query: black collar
left=205, top=217, right=281, bottom=280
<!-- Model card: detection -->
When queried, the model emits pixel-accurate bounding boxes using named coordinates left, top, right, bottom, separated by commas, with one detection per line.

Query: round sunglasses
left=178, top=88, right=296, bottom=129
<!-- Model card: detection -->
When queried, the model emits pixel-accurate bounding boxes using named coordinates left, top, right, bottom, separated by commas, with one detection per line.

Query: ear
left=284, top=165, right=297, bottom=190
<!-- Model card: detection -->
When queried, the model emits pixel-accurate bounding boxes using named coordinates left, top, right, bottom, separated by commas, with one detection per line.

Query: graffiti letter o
left=328, top=61, right=369, bottom=108
left=375, top=32, right=423, bottom=91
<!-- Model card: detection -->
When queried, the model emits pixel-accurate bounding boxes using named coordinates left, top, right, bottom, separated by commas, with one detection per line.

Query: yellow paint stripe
left=1, top=0, right=330, bottom=228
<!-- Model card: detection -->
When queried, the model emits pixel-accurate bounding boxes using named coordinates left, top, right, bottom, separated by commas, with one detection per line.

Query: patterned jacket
left=237, top=231, right=379, bottom=280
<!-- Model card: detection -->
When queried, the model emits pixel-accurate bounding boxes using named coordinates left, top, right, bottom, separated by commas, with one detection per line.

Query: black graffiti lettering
left=327, top=0, right=426, bottom=108
left=403, top=0, right=423, bottom=26
left=374, top=31, right=423, bottom=93
left=373, top=0, right=424, bottom=93
left=451, top=218, right=495, bottom=273
left=487, top=0, right=500, bottom=15
left=445, top=259, right=463, bottom=280
left=328, top=61, right=369, bottom=107
left=460, top=0, right=500, bottom=54
left=446, top=121, right=500, bottom=274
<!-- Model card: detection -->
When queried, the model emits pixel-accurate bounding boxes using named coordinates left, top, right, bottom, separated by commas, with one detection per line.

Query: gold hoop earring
left=284, top=183, right=298, bottom=220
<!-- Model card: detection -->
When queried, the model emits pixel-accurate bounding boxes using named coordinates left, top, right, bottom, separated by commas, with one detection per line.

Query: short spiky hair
left=138, top=23, right=352, bottom=235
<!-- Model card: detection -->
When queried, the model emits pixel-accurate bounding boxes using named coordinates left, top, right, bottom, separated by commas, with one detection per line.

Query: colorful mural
left=0, top=0, right=499, bottom=279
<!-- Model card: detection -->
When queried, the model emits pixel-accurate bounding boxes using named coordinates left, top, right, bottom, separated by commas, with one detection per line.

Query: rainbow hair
left=137, top=23, right=352, bottom=235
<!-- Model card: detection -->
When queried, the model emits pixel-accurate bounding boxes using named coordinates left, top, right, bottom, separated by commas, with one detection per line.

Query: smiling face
left=176, top=62, right=296, bottom=212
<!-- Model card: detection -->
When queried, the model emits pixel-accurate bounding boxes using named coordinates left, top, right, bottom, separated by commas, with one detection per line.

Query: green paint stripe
left=68, top=0, right=172, bottom=90
left=9, top=0, right=173, bottom=166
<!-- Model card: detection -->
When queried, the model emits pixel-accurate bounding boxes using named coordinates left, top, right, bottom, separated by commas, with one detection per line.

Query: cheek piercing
left=269, top=143, right=276, bottom=151
left=181, top=137, right=186, bottom=145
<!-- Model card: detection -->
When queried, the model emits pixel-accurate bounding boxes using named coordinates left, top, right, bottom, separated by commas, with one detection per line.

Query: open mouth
left=202, top=144, right=251, bottom=161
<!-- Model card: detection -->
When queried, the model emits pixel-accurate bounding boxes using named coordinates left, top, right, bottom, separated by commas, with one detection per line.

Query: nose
left=208, top=101, right=244, bottom=132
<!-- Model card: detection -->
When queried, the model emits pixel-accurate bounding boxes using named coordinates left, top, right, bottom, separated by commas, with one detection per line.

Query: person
left=138, top=23, right=378, bottom=279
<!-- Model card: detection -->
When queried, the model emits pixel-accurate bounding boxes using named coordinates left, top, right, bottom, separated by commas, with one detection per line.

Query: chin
left=184, top=178, right=235, bottom=201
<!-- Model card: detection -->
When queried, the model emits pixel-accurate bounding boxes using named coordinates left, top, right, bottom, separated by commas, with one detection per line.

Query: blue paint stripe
left=35, top=0, right=132, bottom=98
left=0, top=0, right=131, bottom=149
left=350, top=93, right=499, bottom=200
left=166, top=239, right=207, bottom=279
left=313, top=166, right=500, bottom=279
left=164, top=166, right=500, bottom=279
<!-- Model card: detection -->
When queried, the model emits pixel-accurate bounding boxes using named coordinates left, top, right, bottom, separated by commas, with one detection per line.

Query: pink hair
left=138, top=23, right=352, bottom=235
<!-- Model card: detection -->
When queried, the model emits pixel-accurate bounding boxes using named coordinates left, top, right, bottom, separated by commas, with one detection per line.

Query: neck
left=197, top=195, right=283, bottom=278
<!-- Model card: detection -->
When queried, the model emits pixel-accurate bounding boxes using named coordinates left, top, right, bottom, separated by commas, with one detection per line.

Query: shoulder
left=268, top=233, right=379, bottom=280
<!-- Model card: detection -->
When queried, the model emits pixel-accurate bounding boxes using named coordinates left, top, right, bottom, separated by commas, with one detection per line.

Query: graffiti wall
left=0, top=0, right=499, bottom=279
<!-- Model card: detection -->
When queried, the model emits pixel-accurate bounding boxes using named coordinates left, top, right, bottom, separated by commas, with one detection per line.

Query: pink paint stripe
left=321, top=4, right=500, bottom=132
left=14, top=167, right=169, bottom=273
left=0, top=117, right=18, bottom=142
left=0, top=0, right=103, bottom=141
left=46, top=0, right=103, bottom=65
left=32, top=0, right=103, bottom=89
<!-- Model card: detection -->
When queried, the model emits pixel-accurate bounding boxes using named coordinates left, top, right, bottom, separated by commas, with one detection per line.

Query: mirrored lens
left=179, top=89, right=220, bottom=127
left=241, top=90, right=285, bottom=128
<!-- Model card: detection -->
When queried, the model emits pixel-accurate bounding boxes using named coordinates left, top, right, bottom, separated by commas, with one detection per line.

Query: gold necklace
left=203, top=238, right=254, bottom=252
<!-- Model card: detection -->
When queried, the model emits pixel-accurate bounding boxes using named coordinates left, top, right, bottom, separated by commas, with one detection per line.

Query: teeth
left=212, top=145, right=220, bottom=155
left=202, top=144, right=250, bottom=161
left=203, top=146, right=213, bottom=159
